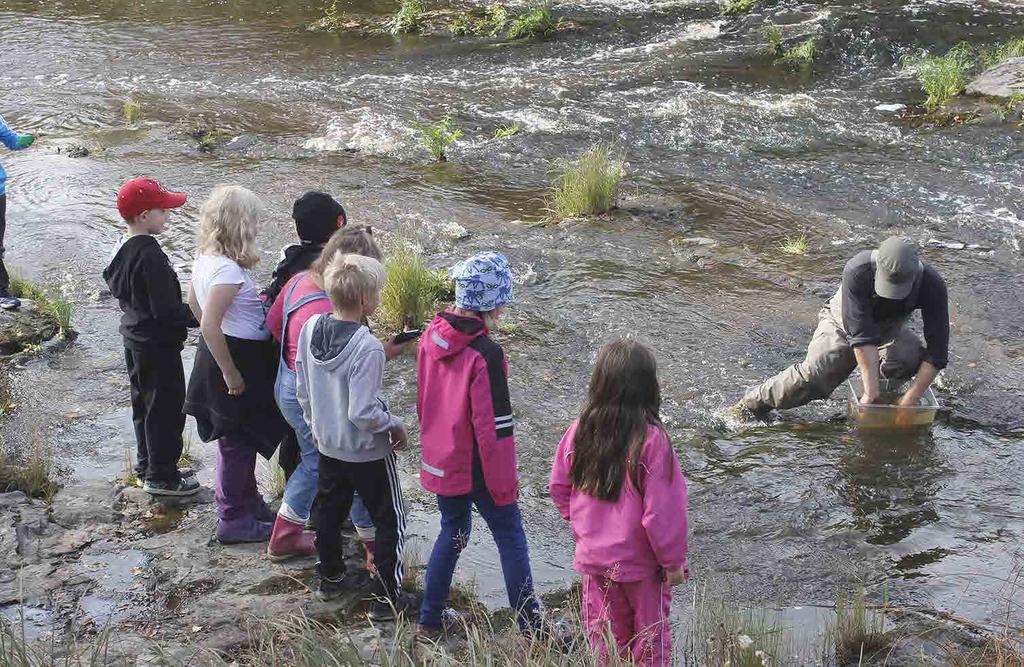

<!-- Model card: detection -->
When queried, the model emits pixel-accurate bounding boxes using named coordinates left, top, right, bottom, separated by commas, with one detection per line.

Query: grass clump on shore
left=387, top=0, right=424, bottom=35
left=903, top=42, right=976, bottom=111
left=547, top=144, right=624, bottom=221
left=0, top=441, right=58, bottom=500
left=506, top=3, right=557, bottom=40
left=9, top=275, right=75, bottom=339
left=411, top=115, right=463, bottom=162
left=493, top=122, right=521, bottom=140
left=776, top=37, right=815, bottom=67
left=780, top=235, right=808, bottom=255
left=722, top=0, right=761, bottom=17
left=380, top=244, right=449, bottom=331
left=831, top=586, right=891, bottom=664
left=980, top=35, right=1024, bottom=70
left=123, top=99, right=141, bottom=125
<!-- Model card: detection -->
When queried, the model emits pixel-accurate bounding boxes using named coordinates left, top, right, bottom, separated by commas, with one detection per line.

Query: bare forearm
left=901, top=360, right=938, bottom=405
left=201, top=321, right=237, bottom=375
left=188, top=286, right=202, bottom=322
left=854, top=345, right=880, bottom=401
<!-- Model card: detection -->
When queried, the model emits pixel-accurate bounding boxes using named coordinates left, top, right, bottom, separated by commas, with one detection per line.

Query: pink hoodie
left=549, top=420, right=689, bottom=582
left=416, top=311, right=518, bottom=505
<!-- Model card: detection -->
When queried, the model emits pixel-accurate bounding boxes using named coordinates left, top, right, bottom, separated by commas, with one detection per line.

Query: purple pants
left=215, top=435, right=259, bottom=521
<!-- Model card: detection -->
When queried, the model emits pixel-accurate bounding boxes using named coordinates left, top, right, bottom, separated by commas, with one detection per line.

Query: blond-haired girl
left=185, top=186, right=286, bottom=544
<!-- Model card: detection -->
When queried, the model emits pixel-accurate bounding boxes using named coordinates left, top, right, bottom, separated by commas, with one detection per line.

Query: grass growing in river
left=831, top=586, right=891, bottom=665
left=722, top=0, right=761, bottom=17
left=776, top=37, right=815, bottom=67
left=506, top=3, right=557, bottom=40
left=980, top=35, right=1024, bottom=70
left=9, top=275, right=75, bottom=339
left=411, top=115, right=463, bottom=162
left=547, top=144, right=624, bottom=221
left=387, top=0, right=424, bottom=35
left=493, top=122, right=521, bottom=140
left=903, top=42, right=977, bottom=111
left=764, top=22, right=783, bottom=57
left=779, top=235, right=808, bottom=255
left=380, top=244, right=449, bottom=332
left=123, top=99, right=141, bottom=125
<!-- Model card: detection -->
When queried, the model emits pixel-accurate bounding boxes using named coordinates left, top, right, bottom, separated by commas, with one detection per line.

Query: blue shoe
left=0, top=296, right=21, bottom=310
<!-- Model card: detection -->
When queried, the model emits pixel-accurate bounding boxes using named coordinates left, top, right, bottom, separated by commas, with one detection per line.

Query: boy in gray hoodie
left=294, top=252, right=416, bottom=618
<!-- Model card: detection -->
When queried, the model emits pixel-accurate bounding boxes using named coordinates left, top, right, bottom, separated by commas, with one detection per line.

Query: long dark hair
left=570, top=339, right=663, bottom=501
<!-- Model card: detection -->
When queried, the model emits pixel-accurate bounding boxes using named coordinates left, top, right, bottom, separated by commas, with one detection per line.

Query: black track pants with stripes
left=316, top=452, right=406, bottom=598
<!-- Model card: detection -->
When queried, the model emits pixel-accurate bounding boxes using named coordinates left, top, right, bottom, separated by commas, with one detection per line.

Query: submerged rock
left=966, top=57, right=1024, bottom=99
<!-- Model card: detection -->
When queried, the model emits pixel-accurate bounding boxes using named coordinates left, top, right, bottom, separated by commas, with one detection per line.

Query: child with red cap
left=104, top=178, right=200, bottom=496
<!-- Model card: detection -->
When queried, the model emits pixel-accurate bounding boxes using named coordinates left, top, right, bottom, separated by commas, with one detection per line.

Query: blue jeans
left=274, top=363, right=373, bottom=533
left=420, top=489, right=541, bottom=630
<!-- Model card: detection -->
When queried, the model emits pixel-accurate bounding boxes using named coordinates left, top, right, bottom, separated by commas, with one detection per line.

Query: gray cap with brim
left=872, top=236, right=922, bottom=300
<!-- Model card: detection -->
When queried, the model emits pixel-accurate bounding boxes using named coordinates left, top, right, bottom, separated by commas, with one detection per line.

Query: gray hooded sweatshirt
left=294, top=314, right=403, bottom=463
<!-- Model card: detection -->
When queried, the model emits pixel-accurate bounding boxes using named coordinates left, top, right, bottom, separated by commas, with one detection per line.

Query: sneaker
left=137, top=467, right=194, bottom=489
left=143, top=477, right=201, bottom=497
left=0, top=295, right=20, bottom=311
left=368, top=591, right=421, bottom=622
left=316, top=570, right=369, bottom=601
left=415, top=608, right=464, bottom=643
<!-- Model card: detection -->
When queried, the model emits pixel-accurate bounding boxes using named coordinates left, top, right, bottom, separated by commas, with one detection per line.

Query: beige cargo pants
left=740, top=291, right=925, bottom=412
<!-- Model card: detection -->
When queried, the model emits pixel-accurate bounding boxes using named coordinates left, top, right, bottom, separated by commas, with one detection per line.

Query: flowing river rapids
left=0, top=0, right=1022, bottom=651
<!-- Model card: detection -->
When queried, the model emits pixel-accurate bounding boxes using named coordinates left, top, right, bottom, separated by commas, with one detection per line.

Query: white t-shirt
left=191, top=254, right=269, bottom=341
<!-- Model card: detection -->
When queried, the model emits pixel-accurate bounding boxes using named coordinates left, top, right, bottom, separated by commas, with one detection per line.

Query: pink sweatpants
left=582, top=573, right=673, bottom=666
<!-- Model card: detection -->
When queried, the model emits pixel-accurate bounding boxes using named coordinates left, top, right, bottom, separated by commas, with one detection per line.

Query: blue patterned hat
left=451, top=251, right=513, bottom=312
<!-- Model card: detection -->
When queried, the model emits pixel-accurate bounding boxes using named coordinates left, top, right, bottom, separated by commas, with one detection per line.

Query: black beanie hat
left=292, top=191, right=347, bottom=244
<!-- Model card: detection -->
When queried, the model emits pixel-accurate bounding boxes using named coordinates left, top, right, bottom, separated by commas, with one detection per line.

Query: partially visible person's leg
left=740, top=305, right=857, bottom=412
left=349, top=492, right=376, bottom=571
left=215, top=435, right=268, bottom=543
left=140, top=345, right=187, bottom=485
left=276, top=368, right=319, bottom=521
left=473, top=489, right=542, bottom=631
left=582, top=575, right=635, bottom=663
left=0, top=194, right=10, bottom=295
left=419, top=494, right=472, bottom=628
left=314, top=455, right=354, bottom=580
left=350, top=453, right=407, bottom=600
left=624, top=576, right=673, bottom=666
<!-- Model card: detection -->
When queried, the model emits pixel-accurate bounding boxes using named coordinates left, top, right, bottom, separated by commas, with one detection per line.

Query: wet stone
left=0, top=301, right=59, bottom=355
left=50, top=481, right=120, bottom=528
left=966, top=57, right=1024, bottom=99
left=0, top=491, right=28, bottom=509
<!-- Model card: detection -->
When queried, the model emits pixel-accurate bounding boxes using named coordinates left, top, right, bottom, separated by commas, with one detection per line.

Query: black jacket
left=262, top=242, right=324, bottom=306
left=103, top=235, right=197, bottom=348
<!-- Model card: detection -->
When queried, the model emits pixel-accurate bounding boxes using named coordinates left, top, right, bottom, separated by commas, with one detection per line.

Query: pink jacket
left=416, top=311, right=518, bottom=505
left=549, top=420, right=689, bottom=582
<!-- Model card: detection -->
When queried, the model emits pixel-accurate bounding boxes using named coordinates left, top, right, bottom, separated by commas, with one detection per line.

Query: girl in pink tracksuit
left=416, top=251, right=542, bottom=638
left=549, top=340, right=689, bottom=666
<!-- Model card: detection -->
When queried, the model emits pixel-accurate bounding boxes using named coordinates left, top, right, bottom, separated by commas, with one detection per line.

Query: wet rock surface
left=967, top=57, right=1024, bottom=99
left=0, top=301, right=59, bottom=356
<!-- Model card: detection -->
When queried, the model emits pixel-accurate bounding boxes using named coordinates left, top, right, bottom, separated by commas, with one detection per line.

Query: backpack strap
left=279, top=272, right=328, bottom=364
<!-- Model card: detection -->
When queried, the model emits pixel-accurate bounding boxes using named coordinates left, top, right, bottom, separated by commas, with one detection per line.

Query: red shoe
left=267, top=514, right=316, bottom=562
left=361, top=538, right=376, bottom=574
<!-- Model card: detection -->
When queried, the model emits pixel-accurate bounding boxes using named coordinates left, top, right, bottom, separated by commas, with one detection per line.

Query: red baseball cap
left=116, top=178, right=187, bottom=219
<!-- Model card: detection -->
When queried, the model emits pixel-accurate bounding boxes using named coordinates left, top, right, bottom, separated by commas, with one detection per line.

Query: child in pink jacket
left=416, top=251, right=542, bottom=639
left=549, top=340, right=689, bottom=666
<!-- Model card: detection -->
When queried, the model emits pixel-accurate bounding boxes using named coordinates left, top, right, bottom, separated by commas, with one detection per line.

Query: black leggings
left=0, top=194, right=9, bottom=292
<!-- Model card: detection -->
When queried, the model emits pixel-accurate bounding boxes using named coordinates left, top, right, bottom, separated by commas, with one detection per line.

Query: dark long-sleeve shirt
left=103, top=235, right=198, bottom=348
left=840, top=250, right=949, bottom=369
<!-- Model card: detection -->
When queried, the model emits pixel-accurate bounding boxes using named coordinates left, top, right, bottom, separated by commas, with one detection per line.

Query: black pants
left=317, top=453, right=406, bottom=598
left=125, top=344, right=186, bottom=483
left=0, top=194, right=10, bottom=293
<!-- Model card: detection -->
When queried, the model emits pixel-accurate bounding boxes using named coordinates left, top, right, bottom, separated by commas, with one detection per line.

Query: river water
left=1, top=0, right=1022, bottom=647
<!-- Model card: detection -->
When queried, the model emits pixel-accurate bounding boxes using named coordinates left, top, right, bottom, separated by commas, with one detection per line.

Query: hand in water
left=894, top=390, right=921, bottom=426
left=16, top=134, right=33, bottom=149
left=859, top=391, right=879, bottom=406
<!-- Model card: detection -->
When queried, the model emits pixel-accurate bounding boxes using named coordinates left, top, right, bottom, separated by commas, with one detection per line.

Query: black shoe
left=143, top=477, right=201, bottom=496
left=316, top=570, right=369, bottom=601
left=368, top=591, right=420, bottom=621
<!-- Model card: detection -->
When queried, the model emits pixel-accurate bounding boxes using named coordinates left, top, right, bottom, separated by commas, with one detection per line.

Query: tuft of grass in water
left=117, top=446, right=139, bottom=488
left=310, top=0, right=346, bottom=31
left=177, top=433, right=193, bottom=469
left=547, top=143, right=624, bottom=221
left=722, top=0, right=761, bottom=17
left=505, top=2, right=557, bottom=40
left=903, top=42, right=976, bottom=111
left=387, top=0, right=424, bottom=35
left=9, top=275, right=75, bottom=339
left=123, top=99, right=141, bottom=125
left=493, top=122, right=521, bottom=140
left=776, top=37, right=815, bottom=67
left=686, top=594, right=791, bottom=666
left=779, top=235, right=808, bottom=255
left=980, top=35, right=1024, bottom=70
left=410, top=115, right=463, bottom=162
left=380, top=244, right=449, bottom=332
left=831, top=586, right=891, bottom=665
left=764, top=22, right=782, bottom=57
left=0, top=440, right=58, bottom=500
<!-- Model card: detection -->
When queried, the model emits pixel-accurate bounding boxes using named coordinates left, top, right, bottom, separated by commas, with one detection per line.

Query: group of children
left=101, top=176, right=690, bottom=664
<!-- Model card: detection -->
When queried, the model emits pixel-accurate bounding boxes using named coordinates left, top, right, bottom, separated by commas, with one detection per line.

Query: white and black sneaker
left=143, top=476, right=201, bottom=497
